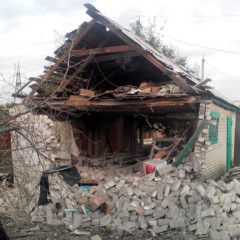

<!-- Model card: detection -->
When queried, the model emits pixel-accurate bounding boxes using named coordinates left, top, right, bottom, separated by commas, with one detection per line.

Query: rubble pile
left=9, top=162, right=238, bottom=239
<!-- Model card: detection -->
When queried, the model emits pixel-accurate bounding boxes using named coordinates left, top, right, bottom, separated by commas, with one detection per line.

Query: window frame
left=209, top=111, right=220, bottom=144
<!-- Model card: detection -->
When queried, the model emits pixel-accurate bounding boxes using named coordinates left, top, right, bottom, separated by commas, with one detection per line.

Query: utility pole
left=13, top=63, right=23, bottom=99
left=201, top=57, right=205, bottom=81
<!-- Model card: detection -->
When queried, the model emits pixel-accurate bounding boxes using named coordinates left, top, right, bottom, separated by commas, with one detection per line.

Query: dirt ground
left=0, top=212, right=204, bottom=240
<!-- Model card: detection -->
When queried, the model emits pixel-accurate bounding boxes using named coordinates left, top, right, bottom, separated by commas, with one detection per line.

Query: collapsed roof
left=22, top=3, right=238, bottom=113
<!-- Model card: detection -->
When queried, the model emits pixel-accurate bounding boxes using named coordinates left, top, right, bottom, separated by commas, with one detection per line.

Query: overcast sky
left=1, top=0, right=240, bottom=103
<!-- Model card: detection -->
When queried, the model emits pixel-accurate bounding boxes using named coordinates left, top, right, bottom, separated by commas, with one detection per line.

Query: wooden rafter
left=57, top=54, right=95, bottom=92
left=24, top=20, right=96, bottom=103
left=86, top=15, right=192, bottom=93
left=70, top=45, right=134, bottom=57
left=94, top=51, right=139, bottom=63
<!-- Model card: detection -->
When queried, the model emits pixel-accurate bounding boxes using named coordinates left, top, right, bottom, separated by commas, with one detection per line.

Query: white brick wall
left=10, top=105, right=79, bottom=188
left=194, top=102, right=236, bottom=179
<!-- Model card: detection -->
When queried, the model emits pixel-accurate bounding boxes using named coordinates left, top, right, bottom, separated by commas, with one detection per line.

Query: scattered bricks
left=149, top=225, right=168, bottom=236
left=157, top=218, right=170, bottom=227
left=72, top=212, right=82, bottom=229
left=89, top=190, right=108, bottom=211
left=92, top=219, right=100, bottom=227
left=45, top=204, right=54, bottom=225
left=130, top=201, right=140, bottom=208
left=216, top=180, right=227, bottom=192
left=188, top=224, right=197, bottom=231
left=223, top=197, right=232, bottom=213
left=170, top=219, right=185, bottom=229
left=229, top=228, right=240, bottom=238
left=104, top=181, right=116, bottom=190
left=205, top=217, right=221, bottom=230
left=144, top=209, right=154, bottom=216
left=205, top=185, right=216, bottom=200
left=180, top=184, right=190, bottom=196
left=126, top=187, right=134, bottom=196
left=134, top=207, right=144, bottom=215
left=72, top=230, right=91, bottom=236
left=195, top=220, right=210, bottom=236
left=221, top=232, right=231, bottom=240
left=178, top=169, right=185, bottom=178
left=172, top=180, right=181, bottom=192
left=210, top=196, right=220, bottom=204
left=161, top=198, right=169, bottom=208
left=229, top=192, right=237, bottom=202
left=153, top=207, right=166, bottom=219
left=180, top=196, right=188, bottom=209
left=233, top=211, right=240, bottom=222
left=149, top=220, right=157, bottom=226
left=231, top=203, right=237, bottom=212
left=115, top=180, right=125, bottom=190
left=91, top=235, right=102, bottom=240
left=144, top=203, right=156, bottom=210
left=164, top=185, right=171, bottom=197
left=209, top=230, right=222, bottom=240
left=167, top=203, right=180, bottom=219
left=201, top=208, right=215, bottom=218
left=186, top=205, right=196, bottom=221
left=226, top=181, right=235, bottom=192
left=130, top=214, right=138, bottom=222
left=116, top=199, right=123, bottom=212
left=158, top=164, right=173, bottom=176
left=152, top=191, right=157, bottom=198
left=232, top=179, right=240, bottom=195
left=188, top=191, right=202, bottom=204
left=138, top=216, right=147, bottom=230
left=195, top=203, right=202, bottom=221
left=100, top=215, right=112, bottom=227
left=196, top=185, right=206, bottom=197
left=122, top=221, right=138, bottom=233
left=65, top=198, right=75, bottom=209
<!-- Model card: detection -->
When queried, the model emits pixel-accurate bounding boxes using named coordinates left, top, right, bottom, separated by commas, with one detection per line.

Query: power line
left=129, top=14, right=240, bottom=20
left=206, top=61, right=240, bottom=82
left=165, top=36, right=240, bottom=56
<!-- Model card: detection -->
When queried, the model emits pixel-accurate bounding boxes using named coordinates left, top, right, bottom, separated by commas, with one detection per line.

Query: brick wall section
left=10, top=105, right=79, bottom=188
left=193, top=101, right=236, bottom=179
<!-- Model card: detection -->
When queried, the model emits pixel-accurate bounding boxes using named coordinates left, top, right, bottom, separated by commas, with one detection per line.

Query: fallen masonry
left=2, top=161, right=240, bottom=239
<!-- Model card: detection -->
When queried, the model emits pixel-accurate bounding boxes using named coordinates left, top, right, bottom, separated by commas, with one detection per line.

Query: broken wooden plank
left=24, top=20, right=96, bottom=103
left=70, top=45, right=134, bottom=57
left=57, top=54, right=95, bottom=91
left=174, top=119, right=208, bottom=167
left=79, top=88, right=95, bottom=98
left=94, top=51, right=139, bottom=63
left=85, top=12, right=193, bottom=93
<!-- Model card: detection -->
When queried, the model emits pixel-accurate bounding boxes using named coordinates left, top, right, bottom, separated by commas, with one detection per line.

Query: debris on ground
left=2, top=160, right=240, bottom=239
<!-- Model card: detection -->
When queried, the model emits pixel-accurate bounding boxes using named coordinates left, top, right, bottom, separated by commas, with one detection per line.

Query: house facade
left=11, top=4, right=239, bottom=183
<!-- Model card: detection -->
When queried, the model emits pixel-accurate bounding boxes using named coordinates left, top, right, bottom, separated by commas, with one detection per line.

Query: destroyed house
left=17, top=4, right=239, bottom=180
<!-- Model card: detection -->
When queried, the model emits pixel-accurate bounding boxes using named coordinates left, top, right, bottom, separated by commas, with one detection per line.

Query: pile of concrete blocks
left=15, top=160, right=240, bottom=239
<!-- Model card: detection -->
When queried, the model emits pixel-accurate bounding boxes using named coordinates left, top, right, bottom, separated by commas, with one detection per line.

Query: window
left=209, top=112, right=220, bottom=144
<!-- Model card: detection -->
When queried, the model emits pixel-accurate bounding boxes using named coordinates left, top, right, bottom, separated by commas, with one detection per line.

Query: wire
left=206, top=61, right=240, bottom=82
left=164, top=36, right=240, bottom=56
left=129, top=14, right=240, bottom=20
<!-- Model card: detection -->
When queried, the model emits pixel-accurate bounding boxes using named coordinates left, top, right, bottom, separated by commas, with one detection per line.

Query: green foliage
left=130, top=19, right=188, bottom=69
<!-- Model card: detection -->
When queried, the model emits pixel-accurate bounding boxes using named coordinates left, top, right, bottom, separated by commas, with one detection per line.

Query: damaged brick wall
left=10, top=105, right=79, bottom=188
left=194, top=101, right=236, bottom=179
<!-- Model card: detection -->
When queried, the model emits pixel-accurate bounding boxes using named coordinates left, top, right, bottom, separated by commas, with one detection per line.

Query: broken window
left=209, top=112, right=219, bottom=144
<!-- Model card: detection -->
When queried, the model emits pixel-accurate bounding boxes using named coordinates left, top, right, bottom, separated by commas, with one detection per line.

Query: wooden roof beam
left=57, top=55, right=95, bottom=92
left=71, top=45, right=134, bottom=57
left=24, top=19, right=96, bottom=103
left=94, top=51, right=139, bottom=63
left=89, top=17, right=192, bottom=93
